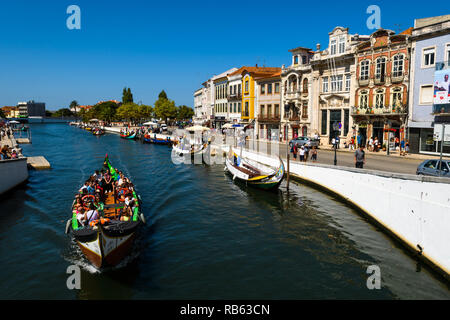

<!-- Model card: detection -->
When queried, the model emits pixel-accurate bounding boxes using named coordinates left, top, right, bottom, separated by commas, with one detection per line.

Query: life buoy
left=89, top=218, right=110, bottom=227
left=82, top=195, right=95, bottom=202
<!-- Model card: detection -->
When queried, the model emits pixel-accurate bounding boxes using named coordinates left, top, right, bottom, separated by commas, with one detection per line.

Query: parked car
left=160, top=124, right=168, bottom=132
left=289, top=136, right=319, bottom=149
left=416, top=159, right=450, bottom=177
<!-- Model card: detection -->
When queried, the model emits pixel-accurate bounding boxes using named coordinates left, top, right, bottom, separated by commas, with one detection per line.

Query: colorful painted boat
left=225, top=151, right=285, bottom=190
left=65, top=155, right=145, bottom=269
left=92, top=129, right=105, bottom=136
left=143, top=134, right=173, bottom=145
left=120, top=132, right=137, bottom=140
left=172, top=140, right=209, bottom=157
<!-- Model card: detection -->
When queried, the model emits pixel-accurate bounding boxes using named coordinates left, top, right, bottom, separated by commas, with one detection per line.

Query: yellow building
left=229, top=66, right=281, bottom=124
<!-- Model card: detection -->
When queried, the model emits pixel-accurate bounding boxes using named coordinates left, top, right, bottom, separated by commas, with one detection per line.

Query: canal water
left=0, top=124, right=449, bottom=299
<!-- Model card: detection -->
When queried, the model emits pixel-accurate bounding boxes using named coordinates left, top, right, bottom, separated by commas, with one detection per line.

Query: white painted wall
left=0, top=158, right=28, bottom=195
left=231, top=147, right=450, bottom=277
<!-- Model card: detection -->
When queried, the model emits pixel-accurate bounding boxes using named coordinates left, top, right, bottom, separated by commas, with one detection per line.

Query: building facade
left=228, top=66, right=281, bottom=134
left=255, top=71, right=282, bottom=141
left=17, top=101, right=46, bottom=118
left=227, top=73, right=242, bottom=124
left=281, top=47, right=314, bottom=141
left=353, top=28, right=411, bottom=149
left=408, top=15, right=450, bottom=155
left=310, top=27, right=369, bottom=146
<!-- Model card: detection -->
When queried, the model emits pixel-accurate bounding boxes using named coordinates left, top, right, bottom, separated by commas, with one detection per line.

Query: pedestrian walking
left=304, top=145, right=309, bottom=162
left=355, top=145, right=366, bottom=169
left=299, top=146, right=305, bottom=162
left=291, top=143, right=297, bottom=160
left=311, top=146, right=318, bottom=162
left=368, top=137, right=374, bottom=152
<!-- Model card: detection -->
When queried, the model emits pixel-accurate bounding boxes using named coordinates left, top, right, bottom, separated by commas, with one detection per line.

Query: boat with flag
left=225, top=149, right=285, bottom=190
left=65, top=155, right=145, bottom=269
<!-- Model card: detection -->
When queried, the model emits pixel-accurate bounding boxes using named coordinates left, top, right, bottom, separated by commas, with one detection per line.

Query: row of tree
left=74, top=89, right=194, bottom=124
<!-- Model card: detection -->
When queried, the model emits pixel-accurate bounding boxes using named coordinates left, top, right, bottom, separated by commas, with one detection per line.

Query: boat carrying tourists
left=65, top=155, right=145, bottom=269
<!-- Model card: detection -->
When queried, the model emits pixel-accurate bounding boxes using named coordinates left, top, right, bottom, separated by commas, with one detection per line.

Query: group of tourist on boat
left=73, top=166, right=137, bottom=228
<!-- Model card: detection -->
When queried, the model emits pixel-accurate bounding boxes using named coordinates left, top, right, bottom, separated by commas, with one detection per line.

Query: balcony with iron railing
left=357, top=76, right=369, bottom=86
left=351, top=105, right=408, bottom=115
left=227, top=92, right=242, bottom=100
left=390, top=72, right=404, bottom=83
left=258, top=114, right=281, bottom=122
left=374, top=74, right=386, bottom=85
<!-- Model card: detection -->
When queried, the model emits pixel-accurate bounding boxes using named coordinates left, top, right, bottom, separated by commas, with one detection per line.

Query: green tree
left=93, top=101, right=119, bottom=122
left=69, top=100, right=79, bottom=111
left=154, top=99, right=177, bottom=123
left=138, top=104, right=153, bottom=121
left=52, top=108, right=74, bottom=117
left=158, top=90, right=168, bottom=100
left=176, top=105, right=194, bottom=120
left=122, top=87, right=134, bottom=104
left=116, top=103, right=141, bottom=122
left=0, top=109, right=5, bottom=118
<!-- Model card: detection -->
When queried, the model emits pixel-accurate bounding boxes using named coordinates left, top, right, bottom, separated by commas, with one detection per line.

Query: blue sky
left=0, top=0, right=445, bottom=110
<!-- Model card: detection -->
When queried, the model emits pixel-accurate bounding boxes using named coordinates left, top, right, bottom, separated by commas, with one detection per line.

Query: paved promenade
left=243, top=139, right=449, bottom=175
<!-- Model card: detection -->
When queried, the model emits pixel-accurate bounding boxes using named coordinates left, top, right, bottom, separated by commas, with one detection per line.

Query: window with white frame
left=338, top=36, right=346, bottom=54
left=423, top=47, right=435, bottom=67
left=392, top=55, right=404, bottom=77
left=336, top=75, right=343, bottom=91
left=360, top=60, right=370, bottom=80
left=359, top=90, right=369, bottom=108
left=391, top=87, right=403, bottom=108
left=323, top=77, right=328, bottom=93
left=345, top=74, right=351, bottom=91
left=330, top=38, right=337, bottom=55
left=374, top=89, right=385, bottom=108
left=375, top=57, right=386, bottom=80
left=330, top=75, right=337, bottom=92
left=419, top=85, right=433, bottom=104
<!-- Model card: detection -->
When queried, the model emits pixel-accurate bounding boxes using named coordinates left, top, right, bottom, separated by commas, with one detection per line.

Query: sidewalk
left=245, top=138, right=450, bottom=161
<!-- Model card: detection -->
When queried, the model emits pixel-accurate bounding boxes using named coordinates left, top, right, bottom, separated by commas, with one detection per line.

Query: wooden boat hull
left=225, top=154, right=285, bottom=190
left=74, top=222, right=139, bottom=268
left=143, top=137, right=172, bottom=145
left=172, top=142, right=209, bottom=156
left=120, top=133, right=137, bottom=140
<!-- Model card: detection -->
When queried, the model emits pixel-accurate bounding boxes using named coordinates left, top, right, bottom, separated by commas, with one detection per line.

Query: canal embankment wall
left=231, top=147, right=450, bottom=279
left=0, top=158, right=28, bottom=195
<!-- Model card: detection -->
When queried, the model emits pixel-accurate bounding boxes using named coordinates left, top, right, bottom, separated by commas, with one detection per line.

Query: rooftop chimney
left=316, top=43, right=321, bottom=51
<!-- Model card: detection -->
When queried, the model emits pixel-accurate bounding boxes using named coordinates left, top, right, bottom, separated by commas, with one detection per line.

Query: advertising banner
left=434, top=69, right=450, bottom=105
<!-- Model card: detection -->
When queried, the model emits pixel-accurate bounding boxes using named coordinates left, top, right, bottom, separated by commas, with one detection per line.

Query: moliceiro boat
left=92, top=128, right=105, bottom=136
left=143, top=134, right=173, bottom=145
left=65, top=155, right=145, bottom=269
left=225, top=149, right=285, bottom=190
left=172, top=140, right=210, bottom=157
left=120, top=131, right=137, bottom=140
